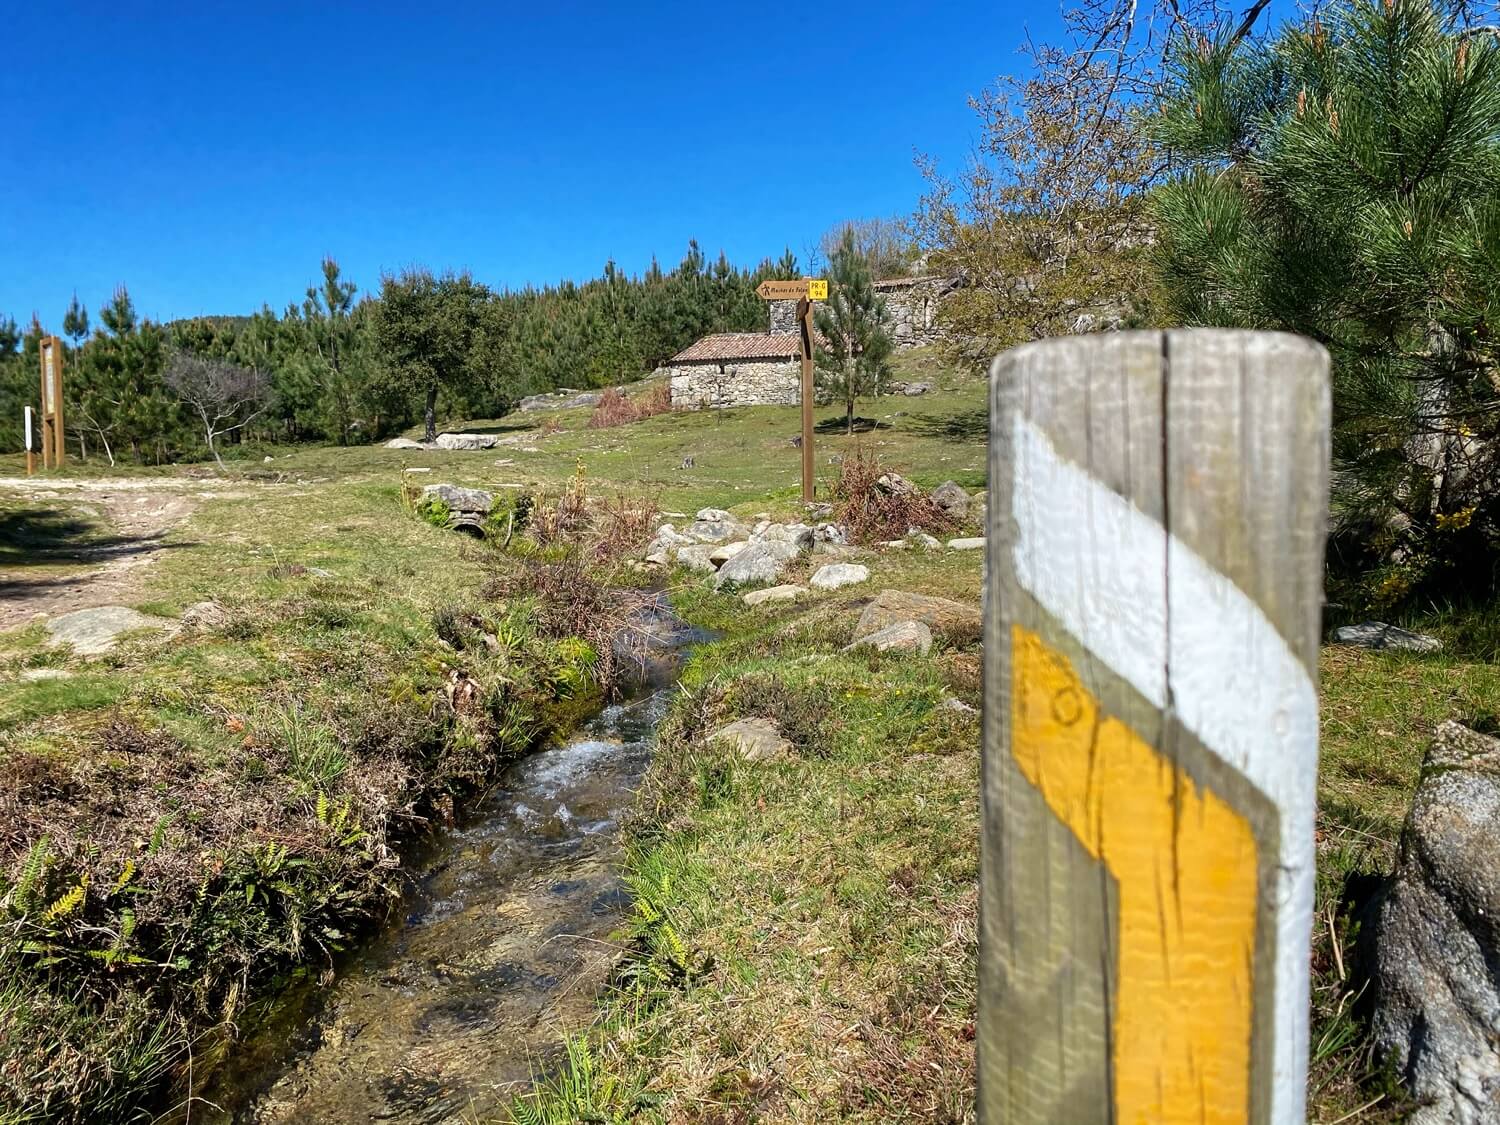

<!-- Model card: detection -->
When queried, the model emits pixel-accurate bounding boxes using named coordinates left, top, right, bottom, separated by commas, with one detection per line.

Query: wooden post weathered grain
left=39, top=335, right=65, bottom=469
left=980, top=329, right=1330, bottom=1124
left=797, top=295, right=815, bottom=501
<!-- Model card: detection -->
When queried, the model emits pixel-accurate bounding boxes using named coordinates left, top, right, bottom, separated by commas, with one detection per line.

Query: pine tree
left=814, top=232, right=895, bottom=434
left=1153, top=0, right=1500, bottom=608
left=0, top=315, right=25, bottom=451
left=300, top=257, right=365, bottom=443
left=62, top=294, right=89, bottom=348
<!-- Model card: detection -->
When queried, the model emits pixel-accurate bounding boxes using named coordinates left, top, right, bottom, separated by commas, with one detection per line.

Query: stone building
left=874, top=275, right=960, bottom=348
left=667, top=274, right=959, bottom=408
left=666, top=333, right=801, bottom=409
left=765, top=275, right=958, bottom=348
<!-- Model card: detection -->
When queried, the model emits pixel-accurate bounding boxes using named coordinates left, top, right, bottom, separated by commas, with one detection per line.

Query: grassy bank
left=4, top=347, right=1494, bottom=1123
left=512, top=579, right=984, bottom=1124
left=0, top=470, right=619, bottom=1120
left=504, top=575, right=1496, bottom=1123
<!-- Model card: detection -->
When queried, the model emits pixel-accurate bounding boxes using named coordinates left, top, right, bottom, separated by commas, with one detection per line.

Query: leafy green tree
left=62, top=294, right=89, bottom=348
left=814, top=232, right=895, bottom=434
left=1153, top=0, right=1500, bottom=608
left=371, top=270, right=492, bottom=441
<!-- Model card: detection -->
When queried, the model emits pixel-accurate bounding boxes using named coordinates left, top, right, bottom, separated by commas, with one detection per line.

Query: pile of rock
left=644, top=508, right=857, bottom=591
left=517, top=388, right=608, bottom=412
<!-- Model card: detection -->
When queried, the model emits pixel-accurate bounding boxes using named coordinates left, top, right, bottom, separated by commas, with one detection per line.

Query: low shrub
left=831, top=448, right=955, bottom=544
left=416, top=497, right=451, bottom=529
left=587, top=383, right=672, bottom=429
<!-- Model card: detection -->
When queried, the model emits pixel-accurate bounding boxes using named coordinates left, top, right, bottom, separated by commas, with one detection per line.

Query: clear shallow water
left=191, top=687, right=674, bottom=1124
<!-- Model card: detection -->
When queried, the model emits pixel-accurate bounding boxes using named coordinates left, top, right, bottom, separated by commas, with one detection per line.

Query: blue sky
left=0, top=2, right=1069, bottom=330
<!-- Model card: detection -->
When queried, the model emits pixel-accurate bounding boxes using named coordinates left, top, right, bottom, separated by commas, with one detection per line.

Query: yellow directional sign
left=755, top=278, right=827, bottom=301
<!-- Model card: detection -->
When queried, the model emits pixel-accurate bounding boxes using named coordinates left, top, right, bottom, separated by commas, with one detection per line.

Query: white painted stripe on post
left=1009, top=413, right=1316, bottom=1125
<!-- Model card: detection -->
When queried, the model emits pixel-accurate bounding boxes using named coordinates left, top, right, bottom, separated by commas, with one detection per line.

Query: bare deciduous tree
left=164, top=353, right=269, bottom=468
left=912, top=0, right=1280, bottom=370
left=813, top=217, right=918, bottom=279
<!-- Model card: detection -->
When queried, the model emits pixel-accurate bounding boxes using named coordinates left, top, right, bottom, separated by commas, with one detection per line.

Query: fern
left=112, top=859, right=137, bottom=895
left=147, top=814, right=173, bottom=855
left=43, top=875, right=89, bottom=922
left=8, top=836, right=51, bottom=914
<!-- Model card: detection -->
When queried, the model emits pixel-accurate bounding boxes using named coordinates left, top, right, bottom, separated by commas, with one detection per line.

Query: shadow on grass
left=814, top=417, right=890, bottom=435
left=0, top=509, right=197, bottom=598
left=905, top=407, right=990, bottom=442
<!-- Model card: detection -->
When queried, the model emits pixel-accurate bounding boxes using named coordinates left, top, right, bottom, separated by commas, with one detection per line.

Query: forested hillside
left=0, top=243, right=799, bottom=458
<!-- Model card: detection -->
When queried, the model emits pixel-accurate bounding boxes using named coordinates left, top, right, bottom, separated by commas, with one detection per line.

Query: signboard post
left=755, top=278, right=827, bottom=502
left=39, top=335, right=65, bottom=469
left=980, top=330, right=1330, bottom=1124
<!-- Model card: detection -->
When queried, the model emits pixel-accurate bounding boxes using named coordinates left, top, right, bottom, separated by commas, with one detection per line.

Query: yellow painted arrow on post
left=980, top=330, right=1331, bottom=1125
left=1010, top=624, right=1258, bottom=1122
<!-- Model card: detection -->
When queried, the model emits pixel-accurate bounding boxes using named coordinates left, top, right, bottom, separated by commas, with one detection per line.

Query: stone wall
left=877, top=277, right=954, bottom=348
left=669, top=359, right=800, bottom=409
left=768, top=299, right=799, bottom=333
left=766, top=277, right=957, bottom=348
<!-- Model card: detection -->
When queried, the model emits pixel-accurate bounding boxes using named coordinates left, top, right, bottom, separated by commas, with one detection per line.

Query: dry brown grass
left=831, top=448, right=956, bottom=545
left=587, top=383, right=673, bottom=429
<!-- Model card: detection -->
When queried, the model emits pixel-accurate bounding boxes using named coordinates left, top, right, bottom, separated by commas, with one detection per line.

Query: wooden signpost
left=980, top=329, right=1331, bottom=1124
left=38, top=335, right=65, bottom=469
left=24, top=406, right=35, bottom=476
left=755, top=278, right=826, bottom=501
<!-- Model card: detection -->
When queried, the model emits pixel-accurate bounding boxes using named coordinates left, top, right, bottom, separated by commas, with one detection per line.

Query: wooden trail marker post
left=980, top=329, right=1331, bottom=1124
left=23, top=406, right=34, bottom=476
left=38, top=335, right=65, bottom=469
left=756, top=278, right=827, bottom=501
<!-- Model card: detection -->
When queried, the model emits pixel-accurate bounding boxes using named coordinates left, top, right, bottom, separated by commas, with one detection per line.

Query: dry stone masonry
left=667, top=274, right=959, bottom=409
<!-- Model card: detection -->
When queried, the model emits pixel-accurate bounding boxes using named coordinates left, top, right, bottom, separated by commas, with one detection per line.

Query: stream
left=190, top=618, right=696, bottom=1124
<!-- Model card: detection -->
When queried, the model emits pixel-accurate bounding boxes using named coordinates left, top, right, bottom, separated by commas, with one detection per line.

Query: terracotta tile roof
left=669, top=332, right=802, bottom=363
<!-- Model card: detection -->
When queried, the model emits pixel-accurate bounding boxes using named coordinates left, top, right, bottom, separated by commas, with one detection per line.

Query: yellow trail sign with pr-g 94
left=751, top=276, right=826, bottom=502
left=754, top=278, right=827, bottom=301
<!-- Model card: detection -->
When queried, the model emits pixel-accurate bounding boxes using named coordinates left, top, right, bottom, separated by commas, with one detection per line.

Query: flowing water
left=192, top=658, right=686, bottom=1124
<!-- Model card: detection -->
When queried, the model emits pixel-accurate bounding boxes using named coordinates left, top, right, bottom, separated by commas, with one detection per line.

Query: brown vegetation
left=587, top=383, right=672, bottom=429
left=831, top=448, right=955, bottom=544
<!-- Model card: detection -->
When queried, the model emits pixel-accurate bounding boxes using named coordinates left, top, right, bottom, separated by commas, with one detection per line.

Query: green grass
left=507, top=607, right=983, bottom=1123
left=0, top=443, right=615, bottom=1120
left=1306, top=644, right=1500, bottom=1121
left=2, top=346, right=1492, bottom=1124
left=0, top=348, right=988, bottom=521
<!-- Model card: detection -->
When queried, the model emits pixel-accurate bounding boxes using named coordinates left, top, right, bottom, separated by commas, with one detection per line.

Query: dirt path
left=0, top=478, right=258, bottom=631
